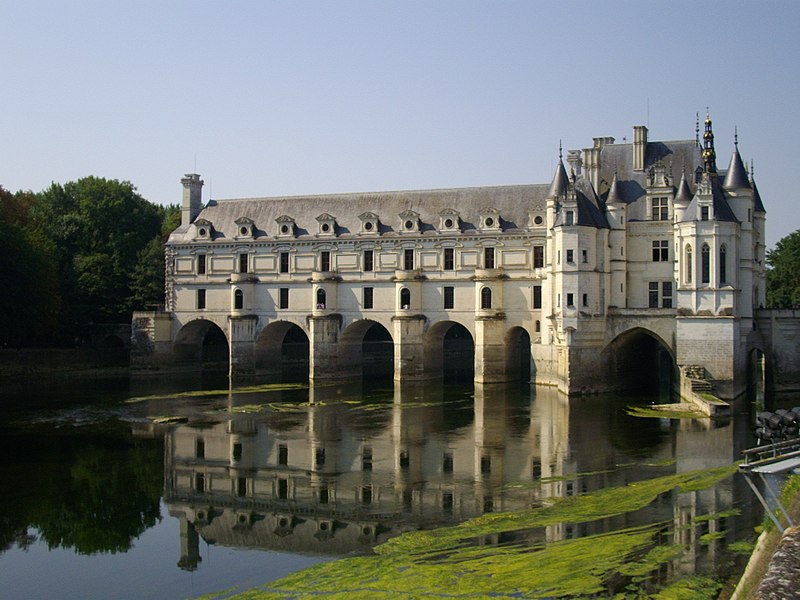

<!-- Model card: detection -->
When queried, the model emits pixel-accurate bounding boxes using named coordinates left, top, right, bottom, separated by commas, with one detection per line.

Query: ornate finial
left=750, top=159, right=755, bottom=180
left=559, top=139, right=563, bottom=161
left=701, top=110, right=717, bottom=174
left=734, top=126, right=739, bottom=148
left=695, top=112, right=700, bottom=147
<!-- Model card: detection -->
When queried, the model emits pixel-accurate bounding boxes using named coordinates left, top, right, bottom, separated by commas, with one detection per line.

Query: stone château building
left=132, top=115, right=770, bottom=398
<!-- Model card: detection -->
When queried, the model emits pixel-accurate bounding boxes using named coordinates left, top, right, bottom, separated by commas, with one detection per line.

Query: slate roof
left=723, top=148, right=751, bottom=190
left=680, top=174, right=740, bottom=223
left=168, top=184, right=550, bottom=243
left=752, top=178, right=766, bottom=213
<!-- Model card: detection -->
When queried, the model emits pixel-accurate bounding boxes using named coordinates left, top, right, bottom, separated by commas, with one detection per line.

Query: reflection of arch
left=604, top=327, right=675, bottom=394
left=255, top=321, right=309, bottom=381
left=341, top=320, right=394, bottom=379
left=100, top=334, right=125, bottom=349
left=505, top=327, right=532, bottom=382
left=174, top=319, right=229, bottom=370
left=424, top=321, right=475, bottom=381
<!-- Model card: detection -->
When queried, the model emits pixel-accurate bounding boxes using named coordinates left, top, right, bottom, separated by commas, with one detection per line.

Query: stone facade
left=133, top=116, right=772, bottom=397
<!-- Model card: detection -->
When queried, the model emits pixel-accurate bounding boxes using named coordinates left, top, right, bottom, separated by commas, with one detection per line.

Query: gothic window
left=363, top=287, right=374, bottom=309
left=685, top=245, right=693, bottom=284
left=720, top=245, right=727, bottom=283
left=652, top=240, right=669, bottom=262
left=443, top=286, right=454, bottom=309
left=400, top=287, right=411, bottom=309
left=484, top=247, right=495, bottom=269
left=363, top=250, right=374, bottom=272
left=651, top=197, right=669, bottom=221
left=444, top=248, right=454, bottom=270
left=197, top=254, right=206, bottom=275
left=535, top=319, right=541, bottom=332
left=701, top=244, right=711, bottom=284
left=316, top=288, right=326, bottom=309
left=480, top=287, right=492, bottom=309
left=234, top=288, right=243, bottom=310
left=533, top=245, right=544, bottom=268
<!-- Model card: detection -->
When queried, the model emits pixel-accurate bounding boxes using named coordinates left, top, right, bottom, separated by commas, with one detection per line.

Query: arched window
left=316, top=288, right=327, bottom=309
left=535, top=320, right=541, bottom=333
left=719, top=245, right=727, bottom=283
left=400, top=288, right=411, bottom=309
left=480, top=287, right=492, bottom=310
left=685, top=244, right=693, bottom=284
left=234, top=288, right=243, bottom=310
left=701, top=243, right=710, bottom=284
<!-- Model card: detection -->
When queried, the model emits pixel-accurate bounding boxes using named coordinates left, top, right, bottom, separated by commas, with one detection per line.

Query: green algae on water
left=626, top=405, right=708, bottom=419
left=215, top=464, right=738, bottom=599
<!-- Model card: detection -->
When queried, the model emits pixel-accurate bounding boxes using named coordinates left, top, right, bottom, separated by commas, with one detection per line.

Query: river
left=0, top=374, right=782, bottom=598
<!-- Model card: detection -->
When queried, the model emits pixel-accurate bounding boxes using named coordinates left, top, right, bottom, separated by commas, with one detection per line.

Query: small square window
left=566, top=249, right=574, bottom=263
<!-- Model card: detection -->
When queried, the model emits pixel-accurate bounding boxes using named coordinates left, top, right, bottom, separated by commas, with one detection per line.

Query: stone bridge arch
left=423, top=320, right=475, bottom=381
left=602, top=326, right=676, bottom=394
left=604, top=312, right=676, bottom=356
left=340, top=319, right=394, bottom=380
left=173, top=318, right=229, bottom=371
left=254, top=320, right=309, bottom=381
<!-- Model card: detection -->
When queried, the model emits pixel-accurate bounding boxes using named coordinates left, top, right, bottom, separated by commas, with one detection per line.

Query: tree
left=766, top=229, right=800, bottom=308
left=129, top=204, right=180, bottom=310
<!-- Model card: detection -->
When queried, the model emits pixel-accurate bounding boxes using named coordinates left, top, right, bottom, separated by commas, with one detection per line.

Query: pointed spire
left=695, top=112, right=700, bottom=148
left=723, top=130, right=750, bottom=190
left=749, top=160, right=766, bottom=213
left=674, top=168, right=693, bottom=205
left=549, top=149, right=569, bottom=199
left=702, top=110, right=717, bottom=174
left=606, top=172, right=623, bottom=205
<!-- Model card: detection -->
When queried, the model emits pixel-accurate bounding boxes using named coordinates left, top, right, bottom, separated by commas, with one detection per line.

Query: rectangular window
left=195, top=438, right=205, bottom=459
left=481, top=455, right=491, bottom=475
left=566, top=293, right=574, bottom=307
left=557, top=293, right=561, bottom=307
left=195, top=473, right=205, bottom=493
left=363, top=287, right=374, bottom=309
left=484, top=247, right=495, bottom=269
left=363, top=250, right=373, bottom=272
left=278, top=478, right=288, bottom=499
left=443, top=286, right=454, bottom=309
left=443, top=452, right=453, bottom=474
left=566, top=210, right=574, bottom=225
left=648, top=282, right=659, bottom=308
left=197, top=254, right=206, bottom=275
left=533, top=245, right=544, bottom=268
left=197, top=289, right=206, bottom=309
left=582, top=249, right=588, bottom=263
left=239, top=253, right=248, bottom=273
left=280, top=252, right=289, bottom=273
left=232, top=443, right=242, bottom=462
left=237, top=477, right=247, bottom=497
left=361, top=486, right=372, bottom=505
left=533, top=285, right=542, bottom=309
left=315, top=447, right=325, bottom=468
left=442, top=492, right=453, bottom=514
left=320, top=251, right=330, bottom=272
left=662, top=281, right=673, bottom=308
left=700, top=206, right=710, bottom=221
left=279, top=288, right=289, bottom=309
left=444, top=248, right=454, bottom=270
left=651, top=197, right=669, bottom=221
left=399, top=450, right=410, bottom=470
left=404, top=249, right=414, bottom=270
left=319, top=485, right=329, bottom=504
left=566, top=249, right=574, bottom=263
left=652, top=240, right=669, bottom=262
left=582, top=293, right=588, bottom=307
left=362, top=446, right=372, bottom=471
left=278, top=444, right=288, bottom=466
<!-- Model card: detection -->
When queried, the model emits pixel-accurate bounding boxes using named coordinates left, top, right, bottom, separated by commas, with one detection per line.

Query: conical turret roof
left=549, top=160, right=569, bottom=198
left=752, top=178, right=766, bottom=213
left=674, top=171, right=693, bottom=204
left=606, top=173, right=624, bottom=205
left=723, top=146, right=751, bottom=190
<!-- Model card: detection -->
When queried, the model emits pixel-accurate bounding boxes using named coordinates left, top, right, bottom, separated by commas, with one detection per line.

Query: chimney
left=181, top=173, right=204, bottom=227
left=567, top=150, right=582, bottom=176
left=633, top=125, right=648, bottom=171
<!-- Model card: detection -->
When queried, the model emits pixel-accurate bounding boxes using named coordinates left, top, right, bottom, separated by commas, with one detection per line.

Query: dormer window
left=358, top=212, right=380, bottom=235
left=438, top=209, right=461, bottom=232
left=194, top=218, right=213, bottom=240
left=276, top=215, right=296, bottom=238
left=399, top=209, right=420, bottom=233
left=235, top=216, right=255, bottom=239
left=530, top=213, right=545, bottom=227
left=479, top=207, right=501, bottom=232
left=316, top=213, right=337, bottom=237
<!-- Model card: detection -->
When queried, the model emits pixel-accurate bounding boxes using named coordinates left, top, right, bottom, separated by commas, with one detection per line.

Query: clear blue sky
left=2, top=1, right=798, bottom=248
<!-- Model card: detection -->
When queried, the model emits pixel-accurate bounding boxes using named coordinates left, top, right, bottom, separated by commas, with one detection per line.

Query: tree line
left=1, top=176, right=799, bottom=348
left=0, top=177, right=178, bottom=347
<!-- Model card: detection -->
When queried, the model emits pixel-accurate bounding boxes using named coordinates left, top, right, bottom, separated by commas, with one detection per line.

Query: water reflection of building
left=163, top=383, right=750, bottom=581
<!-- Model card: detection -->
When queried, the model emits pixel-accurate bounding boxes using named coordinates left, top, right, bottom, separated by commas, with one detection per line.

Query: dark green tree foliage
left=766, top=229, right=800, bottom=308
left=0, top=187, right=61, bottom=346
left=31, top=177, right=163, bottom=332
left=130, top=204, right=180, bottom=309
